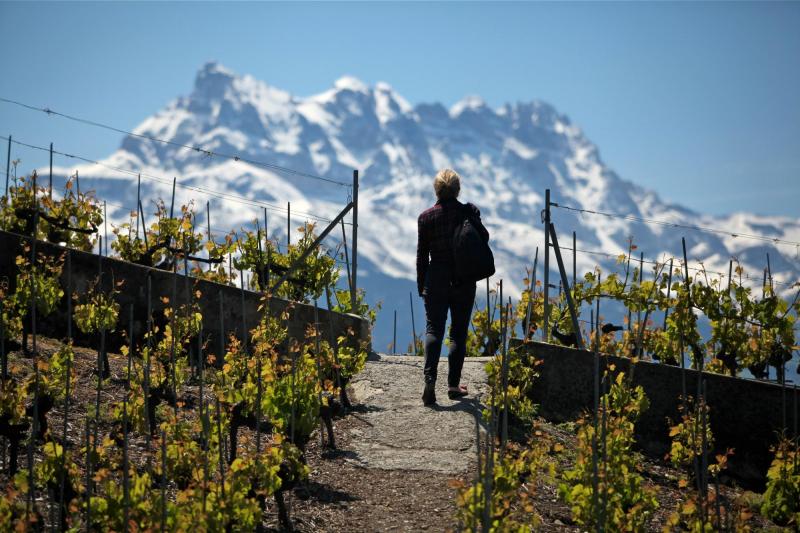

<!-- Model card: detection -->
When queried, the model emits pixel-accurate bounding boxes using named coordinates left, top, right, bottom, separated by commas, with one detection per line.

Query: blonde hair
left=433, top=168, right=461, bottom=200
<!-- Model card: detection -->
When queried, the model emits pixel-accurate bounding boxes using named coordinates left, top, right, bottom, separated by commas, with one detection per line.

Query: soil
left=278, top=413, right=470, bottom=532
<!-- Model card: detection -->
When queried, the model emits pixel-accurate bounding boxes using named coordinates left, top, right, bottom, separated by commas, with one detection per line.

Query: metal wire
left=569, top=245, right=796, bottom=288
left=552, top=202, right=800, bottom=248
left=0, top=96, right=351, bottom=187
left=1, top=134, right=349, bottom=225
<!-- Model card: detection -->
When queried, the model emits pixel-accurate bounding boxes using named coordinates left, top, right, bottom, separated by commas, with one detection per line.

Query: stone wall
left=0, top=230, right=371, bottom=354
left=513, top=339, right=798, bottom=488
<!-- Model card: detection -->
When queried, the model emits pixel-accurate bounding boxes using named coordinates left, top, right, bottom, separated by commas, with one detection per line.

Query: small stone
left=554, top=519, right=564, bottom=526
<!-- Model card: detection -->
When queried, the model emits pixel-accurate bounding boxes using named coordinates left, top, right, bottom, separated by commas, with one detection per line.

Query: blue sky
left=0, top=1, right=798, bottom=218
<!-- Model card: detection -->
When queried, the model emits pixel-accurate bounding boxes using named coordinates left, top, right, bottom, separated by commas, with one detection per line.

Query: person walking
left=416, top=169, right=491, bottom=406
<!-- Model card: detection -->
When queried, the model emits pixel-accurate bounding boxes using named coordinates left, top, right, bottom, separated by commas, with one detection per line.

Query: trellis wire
left=551, top=200, right=800, bottom=249
left=0, top=134, right=347, bottom=227
left=568, top=242, right=795, bottom=289
left=0, top=98, right=351, bottom=187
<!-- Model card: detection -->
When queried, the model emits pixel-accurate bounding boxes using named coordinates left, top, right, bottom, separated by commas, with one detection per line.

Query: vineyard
left=450, top=202, right=800, bottom=530
left=0, top=171, right=373, bottom=530
left=2, top=158, right=800, bottom=532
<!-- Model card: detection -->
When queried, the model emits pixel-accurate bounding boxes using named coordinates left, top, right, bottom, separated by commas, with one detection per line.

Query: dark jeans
left=422, top=267, right=476, bottom=387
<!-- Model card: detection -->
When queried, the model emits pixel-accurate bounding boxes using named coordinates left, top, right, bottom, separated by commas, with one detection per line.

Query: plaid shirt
left=416, top=198, right=489, bottom=296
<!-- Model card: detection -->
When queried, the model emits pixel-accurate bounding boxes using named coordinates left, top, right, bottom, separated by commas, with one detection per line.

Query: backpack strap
left=461, top=203, right=488, bottom=243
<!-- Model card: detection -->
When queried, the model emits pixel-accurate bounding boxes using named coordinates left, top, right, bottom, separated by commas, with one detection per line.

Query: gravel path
left=284, top=354, right=492, bottom=532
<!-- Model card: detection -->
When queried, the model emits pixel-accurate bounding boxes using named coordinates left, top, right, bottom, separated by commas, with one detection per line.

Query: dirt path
left=284, top=354, right=490, bottom=532
left=347, top=355, right=490, bottom=474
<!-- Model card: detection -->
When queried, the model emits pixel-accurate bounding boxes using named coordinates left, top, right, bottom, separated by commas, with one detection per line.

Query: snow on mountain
left=55, top=61, right=800, bottom=350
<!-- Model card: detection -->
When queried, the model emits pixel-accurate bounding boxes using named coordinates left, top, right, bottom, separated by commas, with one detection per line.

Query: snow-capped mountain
left=52, top=62, right=800, bottom=350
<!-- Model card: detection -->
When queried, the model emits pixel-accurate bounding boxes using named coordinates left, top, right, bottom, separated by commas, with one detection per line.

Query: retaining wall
left=512, top=339, right=798, bottom=488
left=0, top=229, right=371, bottom=354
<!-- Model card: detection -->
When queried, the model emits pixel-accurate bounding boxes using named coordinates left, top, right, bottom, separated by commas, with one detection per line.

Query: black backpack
left=452, top=204, right=495, bottom=284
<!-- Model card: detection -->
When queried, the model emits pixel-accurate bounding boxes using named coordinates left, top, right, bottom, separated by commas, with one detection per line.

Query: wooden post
left=123, top=306, right=132, bottom=532
left=524, top=246, right=539, bottom=341
left=767, top=253, right=773, bottom=293
left=161, top=429, right=167, bottom=531
left=48, top=142, right=53, bottom=200
left=138, top=199, right=149, bottom=250
left=104, top=200, right=108, bottom=256
left=572, top=230, right=576, bottom=289
left=409, top=291, right=417, bottom=354
left=255, top=217, right=264, bottom=291
left=591, top=305, right=599, bottom=521
left=169, top=177, right=176, bottom=220
left=239, top=268, right=247, bottom=352
left=206, top=201, right=213, bottom=272
left=548, top=222, right=584, bottom=350
left=485, top=277, right=491, bottom=355
left=501, top=293, right=510, bottom=449
left=270, top=202, right=353, bottom=295
left=30, top=210, right=38, bottom=355
left=145, top=275, right=152, bottom=439
left=136, top=174, right=142, bottom=239
left=637, top=252, right=643, bottom=350
left=340, top=218, right=352, bottom=295
left=287, top=201, right=291, bottom=247
left=262, top=207, right=271, bottom=286
left=681, top=237, right=694, bottom=370
left=84, top=419, right=91, bottom=529
left=351, top=170, right=359, bottom=312
left=57, top=254, right=72, bottom=526
left=663, top=258, right=673, bottom=330
left=32, top=171, right=38, bottom=239
left=218, top=292, right=225, bottom=372
left=4, top=135, right=10, bottom=197
left=543, top=189, right=551, bottom=342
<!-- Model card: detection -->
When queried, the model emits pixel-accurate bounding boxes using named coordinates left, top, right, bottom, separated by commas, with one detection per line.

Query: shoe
left=447, top=385, right=469, bottom=400
left=422, top=382, right=436, bottom=406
